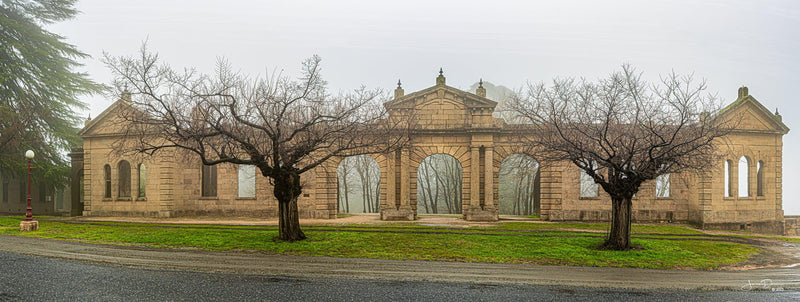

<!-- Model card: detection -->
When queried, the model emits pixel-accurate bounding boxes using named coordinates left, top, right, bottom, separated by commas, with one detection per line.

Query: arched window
left=104, top=164, right=112, bottom=198
left=724, top=160, right=732, bottom=197
left=738, top=156, right=749, bottom=197
left=138, top=164, right=146, bottom=198
left=757, top=160, right=764, bottom=197
left=202, top=164, right=217, bottom=197
left=580, top=160, right=599, bottom=198
left=118, top=160, right=131, bottom=198
left=656, top=173, right=670, bottom=198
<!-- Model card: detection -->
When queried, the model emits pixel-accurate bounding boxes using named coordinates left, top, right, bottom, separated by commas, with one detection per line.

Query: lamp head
left=25, top=150, right=34, bottom=160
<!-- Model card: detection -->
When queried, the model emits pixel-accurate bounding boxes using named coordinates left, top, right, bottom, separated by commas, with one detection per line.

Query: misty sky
left=50, top=0, right=800, bottom=213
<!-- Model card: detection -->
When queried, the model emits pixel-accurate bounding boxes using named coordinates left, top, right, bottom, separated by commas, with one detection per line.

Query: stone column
left=400, top=148, right=410, bottom=207
left=382, top=148, right=414, bottom=220
left=470, top=146, right=480, bottom=207
left=484, top=146, right=494, bottom=209
left=385, top=151, right=396, bottom=209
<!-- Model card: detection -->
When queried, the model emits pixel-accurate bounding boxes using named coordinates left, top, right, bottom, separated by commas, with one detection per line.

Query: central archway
left=417, top=154, right=462, bottom=214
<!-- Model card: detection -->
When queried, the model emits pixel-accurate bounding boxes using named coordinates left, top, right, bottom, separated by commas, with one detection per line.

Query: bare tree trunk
left=603, top=196, right=632, bottom=250
left=275, top=172, right=306, bottom=242
left=374, top=180, right=380, bottom=213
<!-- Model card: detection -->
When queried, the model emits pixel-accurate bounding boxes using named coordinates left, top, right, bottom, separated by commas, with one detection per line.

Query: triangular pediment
left=384, top=84, right=498, bottom=110
left=718, top=91, right=789, bottom=134
left=78, top=97, right=133, bottom=137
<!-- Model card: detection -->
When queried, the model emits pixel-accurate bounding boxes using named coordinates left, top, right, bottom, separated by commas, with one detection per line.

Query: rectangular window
left=201, top=164, right=217, bottom=197
left=656, top=173, right=670, bottom=198
left=238, top=164, right=256, bottom=198
left=580, top=169, right=598, bottom=198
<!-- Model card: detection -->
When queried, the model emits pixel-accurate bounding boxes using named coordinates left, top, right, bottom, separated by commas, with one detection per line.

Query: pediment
left=78, top=98, right=133, bottom=137
left=718, top=93, right=789, bottom=134
left=384, top=84, right=498, bottom=111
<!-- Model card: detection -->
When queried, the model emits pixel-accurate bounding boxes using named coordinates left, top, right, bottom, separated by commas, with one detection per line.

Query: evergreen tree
left=0, top=0, right=102, bottom=185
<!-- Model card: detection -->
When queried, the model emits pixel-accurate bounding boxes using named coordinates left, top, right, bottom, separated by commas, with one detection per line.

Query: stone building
left=72, top=72, right=789, bottom=234
left=0, top=171, right=72, bottom=216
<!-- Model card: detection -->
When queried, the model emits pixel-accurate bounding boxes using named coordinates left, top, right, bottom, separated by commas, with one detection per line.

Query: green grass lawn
left=0, top=216, right=757, bottom=270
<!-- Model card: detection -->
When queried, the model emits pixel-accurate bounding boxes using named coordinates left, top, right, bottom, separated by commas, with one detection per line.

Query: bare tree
left=105, top=45, right=405, bottom=241
left=508, top=65, right=733, bottom=250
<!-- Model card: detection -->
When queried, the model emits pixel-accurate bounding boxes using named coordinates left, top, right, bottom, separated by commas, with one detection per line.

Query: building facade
left=73, top=73, right=789, bottom=234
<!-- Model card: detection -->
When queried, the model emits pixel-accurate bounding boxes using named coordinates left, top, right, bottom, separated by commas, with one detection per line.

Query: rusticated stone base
left=464, top=207, right=498, bottom=222
left=19, top=220, right=38, bottom=232
left=381, top=206, right=415, bottom=221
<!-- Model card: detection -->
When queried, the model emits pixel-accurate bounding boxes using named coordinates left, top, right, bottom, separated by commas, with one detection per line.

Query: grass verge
left=0, top=216, right=757, bottom=270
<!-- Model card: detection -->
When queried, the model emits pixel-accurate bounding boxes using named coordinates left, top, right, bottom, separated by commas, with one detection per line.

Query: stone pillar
left=381, top=148, right=414, bottom=220
left=385, top=151, right=396, bottom=209
left=484, top=146, right=494, bottom=209
left=464, top=146, right=497, bottom=221
left=470, top=146, right=480, bottom=207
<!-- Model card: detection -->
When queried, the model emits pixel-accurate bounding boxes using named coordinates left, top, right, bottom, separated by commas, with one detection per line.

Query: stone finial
left=476, top=78, right=487, bottom=98
left=121, top=89, right=132, bottom=103
left=85, top=114, right=91, bottom=126
left=394, top=79, right=404, bottom=99
left=436, top=68, right=446, bottom=86
left=775, top=108, right=782, bottom=122
left=738, top=86, right=749, bottom=99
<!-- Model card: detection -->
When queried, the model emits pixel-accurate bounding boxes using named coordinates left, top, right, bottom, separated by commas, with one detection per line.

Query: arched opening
left=138, top=163, right=147, bottom=199
left=738, top=156, right=749, bottom=197
left=417, top=154, right=462, bottom=214
left=724, top=160, right=733, bottom=197
left=103, top=164, right=112, bottom=199
left=337, top=155, right=380, bottom=214
left=499, top=154, right=540, bottom=216
left=118, top=160, right=131, bottom=198
left=757, top=160, right=764, bottom=197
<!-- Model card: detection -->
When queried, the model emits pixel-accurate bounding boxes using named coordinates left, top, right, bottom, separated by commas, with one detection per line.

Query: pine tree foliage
left=0, top=0, right=102, bottom=184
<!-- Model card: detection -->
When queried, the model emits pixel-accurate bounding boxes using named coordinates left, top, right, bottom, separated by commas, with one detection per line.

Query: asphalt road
left=1, top=250, right=798, bottom=301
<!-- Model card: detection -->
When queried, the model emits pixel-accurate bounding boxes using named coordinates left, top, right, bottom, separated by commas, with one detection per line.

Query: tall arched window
left=138, top=164, right=146, bottom=198
left=118, top=160, right=131, bottom=198
left=757, top=160, right=764, bottom=197
left=738, top=156, right=749, bottom=197
left=724, top=160, right=733, bottom=197
left=104, top=164, right=112, bottom=198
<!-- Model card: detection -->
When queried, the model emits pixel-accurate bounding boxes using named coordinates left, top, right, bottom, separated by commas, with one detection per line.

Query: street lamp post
left=24, top=150, right=34, bottom=221
left=20, top=150, right=38, bottom=232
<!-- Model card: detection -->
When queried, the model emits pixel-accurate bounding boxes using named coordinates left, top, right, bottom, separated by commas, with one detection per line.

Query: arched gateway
left=74, top=71, right=789, bottom=234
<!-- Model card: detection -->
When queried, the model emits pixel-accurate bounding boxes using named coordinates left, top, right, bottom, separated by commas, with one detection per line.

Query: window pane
left=202, top=164, right=217, bottom=197
left=119, top=161, right=131, bottom=198
left=104, top=164, right=112, bottom=198
left=238, top=165, right=256, bottom=198
left=656, top=174, right=670, bottom=197
left=757, top=161, right=764, bottom=197
left=724, top=161, right=731, bottom=197
left=580, top=169, right=598, bottom=197
left=138, top=164, right=146, bottom=198
left=738, top=157, right=749, bottom=197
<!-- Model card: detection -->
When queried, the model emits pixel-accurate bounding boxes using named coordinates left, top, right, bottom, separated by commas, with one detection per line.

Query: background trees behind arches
left=499, top=154, right=540, bottom=216
left=417, top=154, right=462, bottom=214
left=337, top=155, right=380, bottom=214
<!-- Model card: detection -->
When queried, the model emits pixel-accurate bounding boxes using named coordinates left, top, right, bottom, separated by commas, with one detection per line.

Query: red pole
left=25, top=158, right=32, bottom=221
